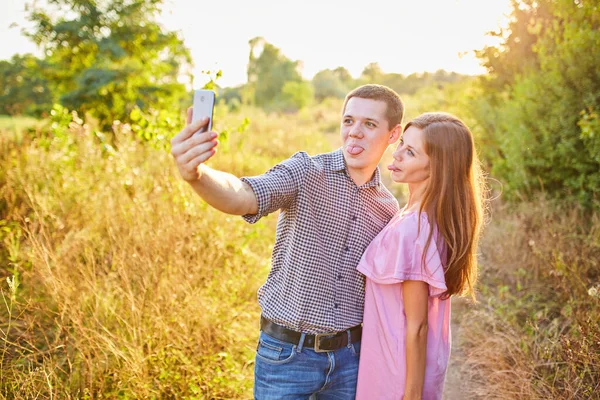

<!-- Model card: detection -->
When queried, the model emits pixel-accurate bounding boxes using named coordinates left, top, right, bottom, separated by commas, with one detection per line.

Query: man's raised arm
left=170, top=107, right=258, bottom=216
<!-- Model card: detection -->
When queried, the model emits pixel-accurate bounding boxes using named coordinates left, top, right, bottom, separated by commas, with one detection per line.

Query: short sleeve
left=357, top=212, right=447, bottom=297
left=240, top=152, right=309, bottom=223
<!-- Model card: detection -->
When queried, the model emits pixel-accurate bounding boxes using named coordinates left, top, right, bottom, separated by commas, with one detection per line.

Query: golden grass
left=0, top=107, right=333, bottom=398
left=1, top=103, right=598, bottom=399
left=458, top=199, right=600, bottom=399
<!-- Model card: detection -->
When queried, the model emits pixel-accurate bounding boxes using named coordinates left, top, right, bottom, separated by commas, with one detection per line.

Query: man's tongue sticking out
left=346, top=144, right=364, bottom=155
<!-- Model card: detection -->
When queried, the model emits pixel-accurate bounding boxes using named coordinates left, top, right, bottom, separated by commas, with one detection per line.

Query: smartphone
left=192, top=89, right=215, bottom=134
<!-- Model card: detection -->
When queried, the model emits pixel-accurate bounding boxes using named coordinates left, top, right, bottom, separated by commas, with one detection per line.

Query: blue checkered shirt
left=241, top=149, right=399, bottom=334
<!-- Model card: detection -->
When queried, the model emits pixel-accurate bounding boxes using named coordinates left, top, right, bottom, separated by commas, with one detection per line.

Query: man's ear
left=388, top=124, right=402, bottom=144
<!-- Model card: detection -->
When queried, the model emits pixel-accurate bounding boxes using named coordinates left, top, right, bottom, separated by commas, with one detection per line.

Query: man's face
left=340, top=97, right=400, bottom=176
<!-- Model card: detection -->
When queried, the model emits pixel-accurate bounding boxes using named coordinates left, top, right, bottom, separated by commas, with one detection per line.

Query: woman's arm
left=403, top=280, right=429, bottom=400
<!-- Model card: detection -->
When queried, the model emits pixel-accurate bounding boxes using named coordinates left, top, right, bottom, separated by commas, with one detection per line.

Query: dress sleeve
left=240, top=151, right=309, bottom=223
left=357, top=213, right=447, bottom=297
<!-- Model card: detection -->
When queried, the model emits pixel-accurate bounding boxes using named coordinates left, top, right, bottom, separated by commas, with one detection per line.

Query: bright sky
left=1, top=0, right=512, bottom=88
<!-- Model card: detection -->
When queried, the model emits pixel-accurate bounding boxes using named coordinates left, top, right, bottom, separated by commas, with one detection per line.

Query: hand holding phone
left=192, top=89, right=215, bottom=134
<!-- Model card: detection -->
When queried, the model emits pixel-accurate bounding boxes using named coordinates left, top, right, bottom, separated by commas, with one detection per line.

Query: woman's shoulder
left=385, top=210, right=433, bottom=241
left=399, top=210, right=431, bottom=226
left=358, top=210, right=447, bottom=289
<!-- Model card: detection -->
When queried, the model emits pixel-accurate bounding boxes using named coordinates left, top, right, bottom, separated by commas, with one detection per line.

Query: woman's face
left=388, top=126, right=430, bottom=184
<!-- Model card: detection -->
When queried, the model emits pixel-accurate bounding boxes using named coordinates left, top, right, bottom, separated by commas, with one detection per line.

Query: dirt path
left=443, top=297, right=472, bottom=399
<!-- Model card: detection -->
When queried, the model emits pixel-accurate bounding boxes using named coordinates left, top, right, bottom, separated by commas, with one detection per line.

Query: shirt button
left=352, top=215, right=357, bottom=221
left=338, top=274, right=343, bottom=280
left=334, top=303, right=339, bottom=309
left=345, top=246, right=350, bottom=252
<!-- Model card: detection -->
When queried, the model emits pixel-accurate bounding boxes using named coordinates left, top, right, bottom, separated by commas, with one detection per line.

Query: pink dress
left=356, top=211, right=451, bottom=400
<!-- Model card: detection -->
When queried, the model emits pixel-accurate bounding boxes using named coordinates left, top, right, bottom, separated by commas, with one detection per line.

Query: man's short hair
left=342, top=84, right=404, bottom=129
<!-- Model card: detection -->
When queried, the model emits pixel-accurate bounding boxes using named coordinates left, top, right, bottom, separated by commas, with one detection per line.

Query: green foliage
left=226, top=41, right=470, bottom=112
left=311, top=68, right=351, bottom=101
left=0, top=54, right=54, bottom=116
left=471, top=0, right=600, bottom=208
left=360, top=62, right=384, bottom=83
left=219, top=85, right=244, bottom=110
left=475, top=0, right=551, bottom=91
left=198, top=69, right=223, bottom=92
left=579, top=107, right=600, bottom=164
left=356, top=64, right=467, bottom=96
left=331, top=66, right=353, bottom=85
left=247, top=37, right=303, bottom=108
left=129, top=106, right=181, bottom=150
left=193, top=37, right=470, bottom=113
left=279, top=81, right=314, bottom=112
left=22, top=0, right=192, bottom=128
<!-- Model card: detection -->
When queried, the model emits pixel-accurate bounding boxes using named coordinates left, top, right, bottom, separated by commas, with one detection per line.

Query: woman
left=355, top=112, right=486, bottom=399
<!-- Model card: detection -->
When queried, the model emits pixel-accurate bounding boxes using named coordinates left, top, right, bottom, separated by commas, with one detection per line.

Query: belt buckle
left=314, top=332, right=334, bottom=353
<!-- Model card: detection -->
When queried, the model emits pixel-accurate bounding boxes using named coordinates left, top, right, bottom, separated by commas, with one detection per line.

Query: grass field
left=1, top=105, right=598, bottom=399
left=0, top=107, right=336, bottom=398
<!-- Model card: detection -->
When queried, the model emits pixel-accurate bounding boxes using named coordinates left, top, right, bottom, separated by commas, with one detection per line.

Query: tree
left=360, top=62, right=384, bottom=83
left=25, top=0, right=192, bottom=127
left=311, top=69, right=349, bottom=101
left=472, top=0, right=600, bottom=207
left=475, top=0, right=552, bottom=91
left=332, top=67, right=353, bottom=87
left=247, top=37, right=303, bottom=107
left=0, top=54, right=53, bottom=116
left=279, top=81, right=314, bottom=112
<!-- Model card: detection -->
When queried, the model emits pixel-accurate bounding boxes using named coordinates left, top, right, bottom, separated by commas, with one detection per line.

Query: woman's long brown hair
left=406, top=112, right=486, bottom=300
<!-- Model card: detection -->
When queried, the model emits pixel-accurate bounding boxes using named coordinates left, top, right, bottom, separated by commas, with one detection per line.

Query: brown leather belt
left=260, top=316, right=362, bottom=353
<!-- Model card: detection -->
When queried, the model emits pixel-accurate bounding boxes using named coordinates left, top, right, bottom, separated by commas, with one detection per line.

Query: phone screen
left=192, top=90, right=215, bottom=134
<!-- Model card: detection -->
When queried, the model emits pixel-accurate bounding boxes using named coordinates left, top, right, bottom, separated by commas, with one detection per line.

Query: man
left=170, top=84, right=404, bottom=398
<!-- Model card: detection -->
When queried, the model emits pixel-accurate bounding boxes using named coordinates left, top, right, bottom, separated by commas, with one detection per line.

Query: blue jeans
left=254, top=331, right=361, bottom=399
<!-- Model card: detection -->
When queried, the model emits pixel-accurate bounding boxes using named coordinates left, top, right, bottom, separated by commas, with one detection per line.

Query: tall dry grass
left=0, top=106, right=334, bottom=398
left=2, top=102, right=598, bottom=399
left=458, top=199, right=600, bottom=399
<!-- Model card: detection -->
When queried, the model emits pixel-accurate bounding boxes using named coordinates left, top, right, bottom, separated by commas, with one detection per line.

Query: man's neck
left=347, top=166, right=377, bottom=187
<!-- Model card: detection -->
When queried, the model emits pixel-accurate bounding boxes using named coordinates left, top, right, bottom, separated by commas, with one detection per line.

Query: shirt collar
left=367, top=166, right=383, bottom=189
left=328, top=148, right=383, bottom=189
left=328, top=148, right=346, bottom=172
